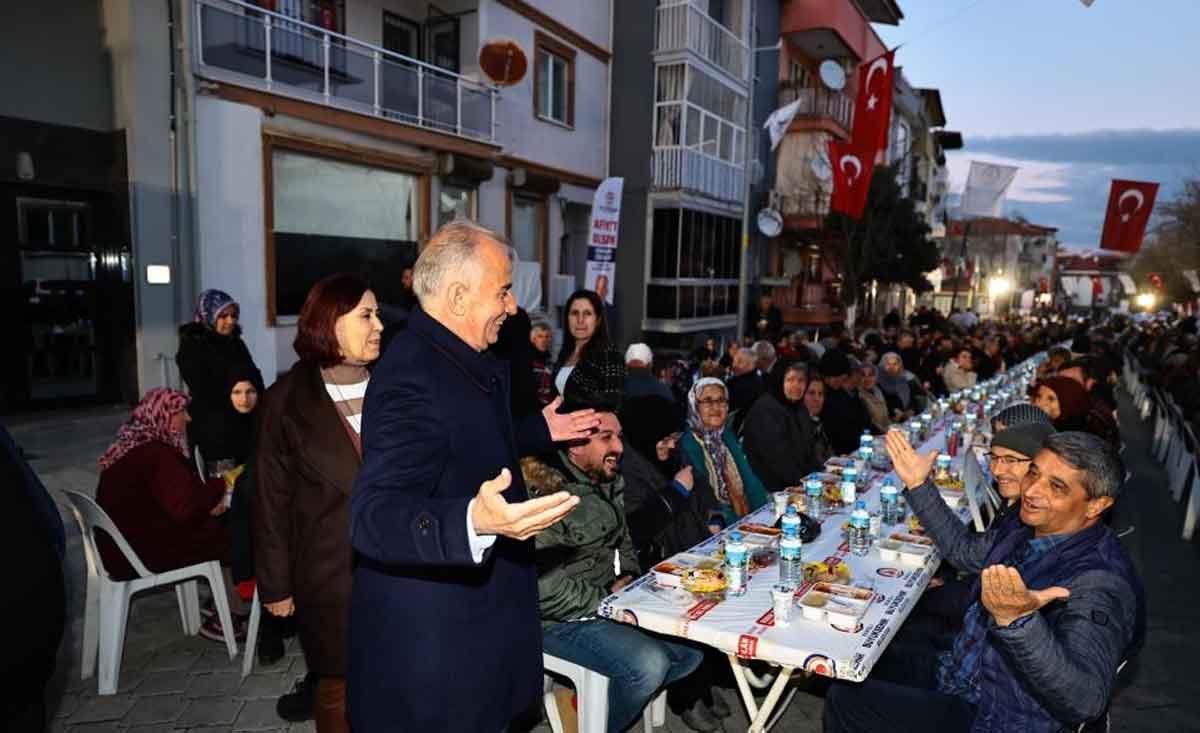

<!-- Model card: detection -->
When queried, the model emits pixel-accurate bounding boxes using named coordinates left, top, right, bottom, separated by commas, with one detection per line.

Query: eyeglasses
left=985, top=452, right=1031, bottom=466
left=696, top=398, right=728, bottom=408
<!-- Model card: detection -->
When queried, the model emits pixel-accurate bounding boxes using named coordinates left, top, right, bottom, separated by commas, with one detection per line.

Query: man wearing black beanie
left=818, top=349, right=875, bottom=455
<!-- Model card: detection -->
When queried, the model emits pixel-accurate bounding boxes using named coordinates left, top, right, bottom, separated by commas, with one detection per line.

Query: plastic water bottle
left=779, top=509, right=803, bottom=590
left=844, top=465, right=859, bottom=489
left=725, top=532, right=749, bottom=596
left=880, top=481, right=901, bottom=525
left=859, top=430, right=874, bottom=451
left=805, top=478, right=824, bottom=517
left=859, top=444, right=874, bottom=465
left=849, top=501, right=871, bottom=556
left=840, top=479, right=857, bottom=507
left=781, top=505, right=801, bottom=537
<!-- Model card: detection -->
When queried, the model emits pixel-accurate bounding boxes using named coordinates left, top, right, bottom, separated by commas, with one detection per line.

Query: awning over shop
left=1117, top=273, right=1137, bottom=295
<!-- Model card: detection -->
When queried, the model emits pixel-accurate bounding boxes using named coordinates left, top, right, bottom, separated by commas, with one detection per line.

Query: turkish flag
left=1091, top=275, right=1104, bottom=296
left=829, top=139, right=875, bottom=218
left=851, top=50, right=896, bottom=156
left=1100, top=179, right=1159, bottom=253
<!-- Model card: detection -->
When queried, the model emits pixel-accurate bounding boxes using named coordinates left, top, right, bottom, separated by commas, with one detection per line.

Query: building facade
left=932, top=217, right=1059, bottom=316
left=3, top=0, right=615, bottom=407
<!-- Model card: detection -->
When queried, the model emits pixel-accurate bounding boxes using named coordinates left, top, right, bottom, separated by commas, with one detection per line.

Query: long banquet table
left=595, top=425, right=992, bottom=732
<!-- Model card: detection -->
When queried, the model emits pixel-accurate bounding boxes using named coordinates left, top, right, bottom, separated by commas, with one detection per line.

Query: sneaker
left=198, top=613, right=247, bottom=644
left=277, top=673, right=316, bottom=723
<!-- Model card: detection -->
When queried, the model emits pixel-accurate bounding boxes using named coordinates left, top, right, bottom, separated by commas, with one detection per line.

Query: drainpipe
left=735, top=0, right=756, bottom=345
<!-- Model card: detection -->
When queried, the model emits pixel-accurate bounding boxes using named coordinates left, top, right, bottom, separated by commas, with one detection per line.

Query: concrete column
left=103, top=0, right=189, bottom=392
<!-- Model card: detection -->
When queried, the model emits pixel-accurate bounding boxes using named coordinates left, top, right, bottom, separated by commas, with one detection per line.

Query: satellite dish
left=810, top=151, right=833, bottom=182
left=756, top=208, right=783, bottom=238
left=818, top=60, right=846, bottom=91
left=479, top=38, right=528, bottom=87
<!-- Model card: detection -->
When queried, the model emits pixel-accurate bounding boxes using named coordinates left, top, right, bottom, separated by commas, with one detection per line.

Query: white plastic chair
left=542, top=652, right=668, bottom=733
left=242, top=586, right=261, bottom=678
left=62, top=490, right=238, bottom=695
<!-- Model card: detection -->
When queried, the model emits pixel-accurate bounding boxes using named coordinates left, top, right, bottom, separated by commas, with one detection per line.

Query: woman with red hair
left=254, top=273, right=383, bottom=732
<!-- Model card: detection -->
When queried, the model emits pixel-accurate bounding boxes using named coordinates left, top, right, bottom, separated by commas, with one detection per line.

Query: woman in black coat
left=618, top=395, right=713, bottom=569
left=176, top=289, right=263, bottom=466
left=741, top=362, right=821, bottom=488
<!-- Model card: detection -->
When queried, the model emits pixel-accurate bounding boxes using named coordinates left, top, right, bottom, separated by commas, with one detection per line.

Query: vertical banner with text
left=584, top=177, right=624, bottom=305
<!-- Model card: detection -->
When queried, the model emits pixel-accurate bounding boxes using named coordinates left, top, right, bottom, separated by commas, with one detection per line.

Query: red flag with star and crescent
left=851, top=49, right=896, bottom=156
left=829, top=139, right=875, bottom=218
left=1100, top=179, right=1159, bottom=254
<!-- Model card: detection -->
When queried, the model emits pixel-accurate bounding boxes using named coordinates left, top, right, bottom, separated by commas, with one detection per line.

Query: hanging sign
left=584, top=177, right=624, bottom=305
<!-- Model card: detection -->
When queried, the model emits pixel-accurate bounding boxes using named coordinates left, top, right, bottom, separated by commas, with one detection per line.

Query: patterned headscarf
left=98, top=388, right=191, bottom=470
left=877, top=352, right=912, bottom=407
left=687, top=378, right=748, bottom=515
left=194, top=289, right=238, bottom=329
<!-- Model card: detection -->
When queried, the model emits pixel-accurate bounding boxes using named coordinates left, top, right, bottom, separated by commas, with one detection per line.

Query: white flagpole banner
left=584, top=177, right=624, bottom=305
left=764, top=99, right=802, bottom=151
left=1116, top=273, right=1137, bottom=296
left=960, top=161, right=1019, bottom=218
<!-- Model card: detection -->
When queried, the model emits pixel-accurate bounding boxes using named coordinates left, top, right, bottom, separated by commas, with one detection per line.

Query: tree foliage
left=1125, top=177, right=1200, bottom=305
left=822, top=163, right=943, bottom=304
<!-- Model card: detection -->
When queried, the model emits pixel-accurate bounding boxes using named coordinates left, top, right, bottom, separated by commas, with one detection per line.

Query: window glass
left=511, top=195, right=543, bottom=264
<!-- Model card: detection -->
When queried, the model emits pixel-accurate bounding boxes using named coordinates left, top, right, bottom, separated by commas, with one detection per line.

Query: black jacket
left=822, top=386, right=873, bottom=455
left=620, top=447, right=713, bottom=570
left=741, top=392, right=820, bottom=489
left=727, top=371, right=765, bottom=414
left=175, top=323, right=263, bottom=461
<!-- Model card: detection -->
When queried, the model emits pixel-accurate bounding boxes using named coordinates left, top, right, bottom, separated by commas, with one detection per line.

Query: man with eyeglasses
left=984, top=422, right=1056, bottom=526
left=824, top=431, right=1145, bottom=733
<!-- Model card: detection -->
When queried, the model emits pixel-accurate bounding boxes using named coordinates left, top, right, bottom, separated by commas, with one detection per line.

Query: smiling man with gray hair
left=825, top=431, right=1146, bottom=733
left=348, top=221, right=602, bottom=732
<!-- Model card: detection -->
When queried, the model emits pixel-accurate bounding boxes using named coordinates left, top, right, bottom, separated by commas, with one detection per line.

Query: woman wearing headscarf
left=801, top=375, right=833, bottom=466
left=679, top=378, right=768, bottom=529
left=1033, top=376, right=1091, bottom=432
left=741, top=363, right=821, bottom=489
left=95, top=388, right=247, bottom=640
left=877, top=352, right=925, bottom=421
left=176, top=289, right=264, bottom=468
left=255, top=274, right=383, bottom=732
left=857, top=362, right=891, bottom=433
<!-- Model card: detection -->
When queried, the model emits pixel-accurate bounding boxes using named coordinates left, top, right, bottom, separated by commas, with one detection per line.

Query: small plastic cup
left=773, top=491, right=790, bottom=520
left=771, top=585, right=794, bottom=626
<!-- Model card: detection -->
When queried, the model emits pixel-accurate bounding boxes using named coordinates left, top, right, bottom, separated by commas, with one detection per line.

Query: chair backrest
left=62, top=490, right=153, bottom=579
left=194, top=444, right=204, bottom=478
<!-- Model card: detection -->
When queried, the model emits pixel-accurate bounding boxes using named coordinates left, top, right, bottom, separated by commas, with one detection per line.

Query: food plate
left=803, top=559, right=851, bottom=584
left=889, top=532, right=933, bottom=546
left=653, top=554, right=720, bottom=588
left=680, top=568, right=728, bottom=600
left=797, top=582, right=873, bottom=625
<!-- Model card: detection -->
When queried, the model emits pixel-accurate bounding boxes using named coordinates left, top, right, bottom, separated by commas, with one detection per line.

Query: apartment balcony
left=776, top=189, right=830, bottom=230
left=777, top=84, right=853, bottom=138
left=193, top=0, right=495, bottom=143
left=655, top=1, right=748, bottom=84
left=653, top=147, right=745, bottom=204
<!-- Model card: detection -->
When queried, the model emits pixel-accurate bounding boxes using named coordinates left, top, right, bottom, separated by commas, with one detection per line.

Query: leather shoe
left=680, top=701, right=720, bottom=731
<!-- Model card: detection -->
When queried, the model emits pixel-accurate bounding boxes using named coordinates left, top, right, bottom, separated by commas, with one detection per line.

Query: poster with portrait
left=584, top=177, right=624, bottom=305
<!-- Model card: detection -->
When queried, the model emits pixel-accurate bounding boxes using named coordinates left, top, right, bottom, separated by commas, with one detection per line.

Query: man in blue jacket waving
left=824, top=429, right=1144, bottom=733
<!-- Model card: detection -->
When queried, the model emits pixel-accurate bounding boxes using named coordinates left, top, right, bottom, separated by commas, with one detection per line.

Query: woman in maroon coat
left=95, top=388, right=241, bottom=636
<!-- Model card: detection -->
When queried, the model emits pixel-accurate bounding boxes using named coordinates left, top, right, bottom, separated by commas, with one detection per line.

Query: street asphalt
left=8, top=390, right=1198, bottom=732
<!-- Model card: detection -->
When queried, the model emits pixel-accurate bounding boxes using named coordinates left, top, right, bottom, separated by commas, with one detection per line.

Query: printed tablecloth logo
left=756, top=609, right=776, bottom=627
left=803, top=654, right=836, bottom=678
left=830, top=621, right=864, bottom=634
left=876, top=567, right=904, bottom=578
left=737, top=635, right=759, bottom=659
left=685, top=599, right=720, bottom=621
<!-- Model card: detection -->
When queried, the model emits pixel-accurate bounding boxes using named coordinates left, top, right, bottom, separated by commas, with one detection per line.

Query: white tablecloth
left=596, top=425, right=989, bottom=682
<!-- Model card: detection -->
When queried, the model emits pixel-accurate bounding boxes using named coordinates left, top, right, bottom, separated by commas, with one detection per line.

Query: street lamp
left=988, top=274, right=1012, bottom=315
left=1136, top=292, right=1156, bottom=310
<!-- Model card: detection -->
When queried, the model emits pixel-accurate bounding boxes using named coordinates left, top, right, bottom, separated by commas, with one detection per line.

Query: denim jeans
left=543, top=618, right=704, bottom=732
left=823, top=647, right=976, bottom=733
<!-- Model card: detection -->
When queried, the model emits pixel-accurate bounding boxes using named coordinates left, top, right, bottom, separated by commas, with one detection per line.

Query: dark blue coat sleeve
left=350, top=366, right=479, bottom=568
left=515, top=413, right=553, bottom=458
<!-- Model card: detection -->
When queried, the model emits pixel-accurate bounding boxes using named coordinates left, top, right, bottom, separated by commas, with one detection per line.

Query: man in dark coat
left=348, top=223, right=599, bottom=732
left=818, top=349, right=874, bottom=455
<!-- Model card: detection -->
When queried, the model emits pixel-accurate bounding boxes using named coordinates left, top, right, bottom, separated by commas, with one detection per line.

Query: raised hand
left=980, top=564, right=1070, bottom=627
left=885, top=429, right=938, bottom=489
left=471, top=468, right=580, bottom=541
left=542, top=397, right=602, bottom=442
left=674, top=465, right=694, bottom=492
left=265, top=597, right=295, bottom=617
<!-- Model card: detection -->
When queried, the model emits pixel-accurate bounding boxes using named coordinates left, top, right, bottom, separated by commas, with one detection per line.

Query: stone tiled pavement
left=9, top=394, right=1199, bottom=732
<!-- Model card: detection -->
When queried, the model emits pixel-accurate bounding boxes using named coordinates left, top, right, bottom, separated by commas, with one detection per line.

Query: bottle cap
left=786, top=505, right=798, bottom=516
left=855, top=500, right=867, bottom=510
left=729, top=531, right=743, bottom=543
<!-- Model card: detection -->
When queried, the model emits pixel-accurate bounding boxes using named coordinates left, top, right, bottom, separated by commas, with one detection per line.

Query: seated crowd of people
left=85, top=240, right=1152, bottom=732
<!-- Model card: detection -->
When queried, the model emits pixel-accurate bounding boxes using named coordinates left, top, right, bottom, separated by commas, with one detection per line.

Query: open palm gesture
left=885, top=429, right=938, bottom=489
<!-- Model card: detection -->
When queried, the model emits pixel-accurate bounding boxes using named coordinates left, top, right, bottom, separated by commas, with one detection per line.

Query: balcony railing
left=777, top=189, right=830, bottom=221
left=653, top=147, right=744, bottom=203
left=776, top=84, right=853, bottom=132
left=655, top=1, right=748, bottom=82
left=193, top=0, right=496, bottom=143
